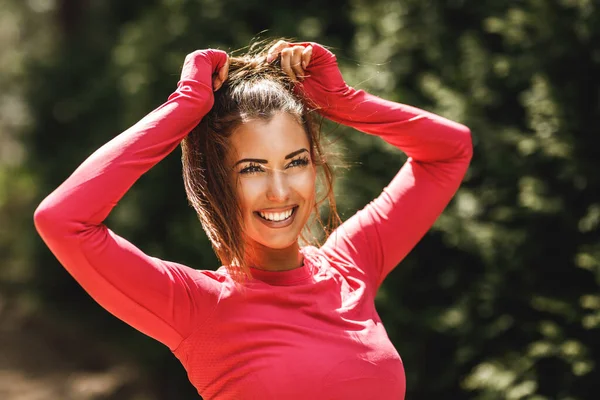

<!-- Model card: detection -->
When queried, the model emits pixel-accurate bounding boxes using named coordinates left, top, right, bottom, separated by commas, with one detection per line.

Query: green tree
left=6, top=0, right=598, bottom=398
left=346, top=1, right=600, bottom=399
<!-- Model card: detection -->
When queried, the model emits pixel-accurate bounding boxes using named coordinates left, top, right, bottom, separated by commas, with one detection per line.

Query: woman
left=34, top=40, right=472, bottom=399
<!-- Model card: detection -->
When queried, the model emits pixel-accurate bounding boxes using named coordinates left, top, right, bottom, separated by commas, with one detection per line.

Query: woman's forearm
left=34, top=74, right=213, bottom=230
left=298, top=43, right=472, bottom=164
left=317, top=86, right=472, bottom=164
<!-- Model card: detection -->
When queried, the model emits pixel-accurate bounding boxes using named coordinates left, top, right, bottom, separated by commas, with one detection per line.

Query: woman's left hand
left=267, top=41, right=350, bottom=114
left=266, top=41, right=313, bottom=82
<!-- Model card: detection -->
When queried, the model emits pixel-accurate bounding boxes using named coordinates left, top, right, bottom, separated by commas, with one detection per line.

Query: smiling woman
left=181, top=47, right=337, bottom=278
left=233, top=118, right=315, bottom=266
left=230, top=114, right=317, bottom=266
left=33, top=38, right=472, bottom=399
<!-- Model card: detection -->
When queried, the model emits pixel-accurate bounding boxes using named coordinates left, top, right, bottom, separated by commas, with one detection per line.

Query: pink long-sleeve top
left=34, top=45, right=472, bottom=399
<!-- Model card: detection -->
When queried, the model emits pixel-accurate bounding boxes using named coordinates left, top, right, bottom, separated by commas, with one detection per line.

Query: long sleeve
left=33, top=50, right=228, bottom=351
left=300, top=44, right=473, bottom=290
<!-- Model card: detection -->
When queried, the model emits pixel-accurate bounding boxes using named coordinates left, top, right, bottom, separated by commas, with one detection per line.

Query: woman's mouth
left=254, top=206, right=298, bottom=228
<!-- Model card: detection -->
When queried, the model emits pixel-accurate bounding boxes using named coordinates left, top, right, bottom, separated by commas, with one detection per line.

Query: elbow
left=436, top=117, right=473, bottom=162
left=33, top=196, right=65, bottom=236
left=33, top=200, right=55, bottom=235
left=455, top=123, right=473, bottom=162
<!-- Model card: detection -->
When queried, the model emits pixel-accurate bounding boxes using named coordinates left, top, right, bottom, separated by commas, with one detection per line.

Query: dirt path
left=0, top=304, right=155, bottom=400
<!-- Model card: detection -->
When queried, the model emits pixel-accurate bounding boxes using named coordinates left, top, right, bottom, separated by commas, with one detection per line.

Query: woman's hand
left=266, top=41, right=313, bottom=82
left=267, top=41, right=349, bottom=110
left=180, top=49, right=229, bottom=91
left=212, top=56, right=229, bottom=91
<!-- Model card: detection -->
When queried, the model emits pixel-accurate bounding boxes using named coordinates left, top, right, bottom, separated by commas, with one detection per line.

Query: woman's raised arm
left=33, top=50, right=228, bottom=351
left=298, top=43, right=473, bottom=291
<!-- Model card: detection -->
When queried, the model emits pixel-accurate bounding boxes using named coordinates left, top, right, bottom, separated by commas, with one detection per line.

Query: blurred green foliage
left=1, top=0, right=598, bottom=399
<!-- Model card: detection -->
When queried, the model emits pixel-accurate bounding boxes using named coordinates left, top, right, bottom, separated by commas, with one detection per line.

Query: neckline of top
left=248, top=246, right=321, bottom=286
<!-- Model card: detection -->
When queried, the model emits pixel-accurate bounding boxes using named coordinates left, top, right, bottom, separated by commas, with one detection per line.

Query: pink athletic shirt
left=34, top=44, right=472, bottom=399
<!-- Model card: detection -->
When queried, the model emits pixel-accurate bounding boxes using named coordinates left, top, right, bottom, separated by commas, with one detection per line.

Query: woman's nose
left=266, top=170, right=290, bottom=202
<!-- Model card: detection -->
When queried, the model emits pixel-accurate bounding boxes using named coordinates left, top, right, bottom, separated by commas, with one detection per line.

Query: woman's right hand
left=180, top=49, right=229, bottom=92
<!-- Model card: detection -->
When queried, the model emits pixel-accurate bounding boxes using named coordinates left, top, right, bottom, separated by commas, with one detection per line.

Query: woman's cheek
left=292, top=168, right=317, bottom=196
left=238, top=178, right=264, bottom=212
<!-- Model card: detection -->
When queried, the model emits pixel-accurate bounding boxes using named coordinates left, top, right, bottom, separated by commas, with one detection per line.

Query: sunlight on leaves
left=420, top=73, right=468, bottom=122
left=463, top=361, right=517, bottom=391
left=528, top=341, right=554, bottom=358
left=521, top=74, right=571, bottom=159
left=538, top=320, right=561, bottom=339
left=518, top=176, right=562, bottom=213
left=578, top=204, right=600, bottom=233
left=530, top=296, right=575, bottom=319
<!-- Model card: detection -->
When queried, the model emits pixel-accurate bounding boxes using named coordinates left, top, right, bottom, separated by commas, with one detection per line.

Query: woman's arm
left=299, top=43, right=473, bottom=290
left=33, top=50, right=228, bottom=350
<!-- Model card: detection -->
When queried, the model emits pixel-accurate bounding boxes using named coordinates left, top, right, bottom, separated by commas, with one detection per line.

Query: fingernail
left=266, top=54, right=274, bottom=63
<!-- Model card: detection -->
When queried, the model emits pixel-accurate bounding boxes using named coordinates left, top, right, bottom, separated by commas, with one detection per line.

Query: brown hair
left=181, top=40, right=340, bottom=282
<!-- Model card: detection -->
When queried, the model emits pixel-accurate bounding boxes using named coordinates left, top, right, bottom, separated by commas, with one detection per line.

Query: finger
left=206, top=49, right=228, bottom=73
left=218, top=56, right=229, bottom=82
left=213, top=56, right=229, bottom=91
left=212, top=76, right=221, bottom=91
left=290, top=46, right=305, bottom=80
left=181, top=49, right=227, bottom=84
left=280, top=47, right=296, bottom=82
left=301, top=45, right=313, bottom=70
left=266, top=40, right=290, bottom=63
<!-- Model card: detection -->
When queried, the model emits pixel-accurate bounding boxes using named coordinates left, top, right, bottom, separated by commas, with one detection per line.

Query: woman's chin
left=253, top=234, right=300, bottom=251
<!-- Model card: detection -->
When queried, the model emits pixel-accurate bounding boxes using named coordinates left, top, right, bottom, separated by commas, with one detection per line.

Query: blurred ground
left=0, top=301, right=153, bottom=400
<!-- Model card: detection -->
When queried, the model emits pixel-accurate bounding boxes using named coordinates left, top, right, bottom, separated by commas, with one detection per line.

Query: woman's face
left=228, top=112, right=316, bottom=251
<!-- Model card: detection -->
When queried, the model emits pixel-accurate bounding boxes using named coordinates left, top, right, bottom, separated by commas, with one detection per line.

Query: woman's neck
left=246, top=241, right=304, bottom=272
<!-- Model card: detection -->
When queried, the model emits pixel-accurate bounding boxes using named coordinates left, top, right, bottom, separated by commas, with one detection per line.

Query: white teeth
left=259, top=208, right=294, bottom=222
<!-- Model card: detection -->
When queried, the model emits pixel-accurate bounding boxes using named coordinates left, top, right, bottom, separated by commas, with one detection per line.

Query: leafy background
left=1, top=0, right=598, bottom=399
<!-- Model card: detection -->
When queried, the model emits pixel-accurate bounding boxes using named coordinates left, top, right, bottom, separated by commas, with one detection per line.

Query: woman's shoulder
left=301, top=245, right=329, bottom=268
left=303, top=244, right=353, bottom=277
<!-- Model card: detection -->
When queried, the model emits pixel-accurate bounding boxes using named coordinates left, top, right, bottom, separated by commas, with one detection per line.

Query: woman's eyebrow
left=234, top=148, right=308, bottom=167
left=234, top=158, right=268, bottom=166
left=285, top=148, right=308, bottom=159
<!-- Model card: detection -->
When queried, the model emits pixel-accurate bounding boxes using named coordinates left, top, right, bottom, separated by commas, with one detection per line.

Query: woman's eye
left=287, top=157, right=310, bottom=169
left=240, top=164, right=264, bottom=174
left=239, top=158, right=309, bottom=174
